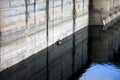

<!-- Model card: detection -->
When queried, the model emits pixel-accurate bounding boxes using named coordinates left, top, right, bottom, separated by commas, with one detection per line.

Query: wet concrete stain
left=46, top=0, right=49, bottom=80
left=34, top=0, right=36, bottom=25
left=25, top=0, right=29, bottom=25
left=72, top=0, right=76, bottom=74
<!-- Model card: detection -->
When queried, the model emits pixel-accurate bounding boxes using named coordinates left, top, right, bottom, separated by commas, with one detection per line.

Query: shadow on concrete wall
left=0, top=27, right=88, bottom=80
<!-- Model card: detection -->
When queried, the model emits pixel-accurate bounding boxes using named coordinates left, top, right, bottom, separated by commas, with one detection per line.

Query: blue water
left=76, top=50, right=120, bottom=80
left=78, top=63, right=120, bottom=80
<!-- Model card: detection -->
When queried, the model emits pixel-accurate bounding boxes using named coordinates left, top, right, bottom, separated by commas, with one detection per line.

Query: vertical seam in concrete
left=34, top=0, right=36, bottom=25
left=25, top=0, right=28, bottom=58
left=0, top=5, right=1, bottom=44
left=72, top=0, right=76, bottom=74
left=24, top=0, right=29, bottom=55
left=24, top=0, right=30, bottom=78
left=25, top=0, right=29, bottom=27
left=0, top=4, right=2, bottom=71
left=61, top=0, right=63, bottom=12
left=81, top=40, right=84, bottom=65
left=83, top=0, right=84, bottom=14
left=46, top=0, right=49, bottom=80
left=61, top=0, right=63, bottom=80
left=9, top=0, right=11, bottom=7
left=52, top=1, right=55, bottom=80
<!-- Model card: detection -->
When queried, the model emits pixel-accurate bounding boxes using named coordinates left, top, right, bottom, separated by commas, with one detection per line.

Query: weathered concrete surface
left=89, top=0, right=120, bottom=26
left=0, top=27, right=88, bottom=80
left=0, top=0, right=89, bottom=80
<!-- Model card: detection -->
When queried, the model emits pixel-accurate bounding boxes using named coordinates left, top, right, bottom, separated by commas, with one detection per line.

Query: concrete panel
left=0, top=0, right=89, bottom=80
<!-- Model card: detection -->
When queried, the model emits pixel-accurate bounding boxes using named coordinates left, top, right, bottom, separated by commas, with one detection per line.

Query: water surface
left=78, top=63, right=120, bottom=80
left=77, top=51, right=120, bottom=80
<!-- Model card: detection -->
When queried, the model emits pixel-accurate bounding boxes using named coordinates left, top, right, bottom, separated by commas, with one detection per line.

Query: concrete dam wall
left=0, top=0, right=89, bottom=80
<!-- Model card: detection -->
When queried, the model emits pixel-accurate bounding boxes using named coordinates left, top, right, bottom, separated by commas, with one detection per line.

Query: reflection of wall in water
left=90, top=22, right=120, bottom=62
